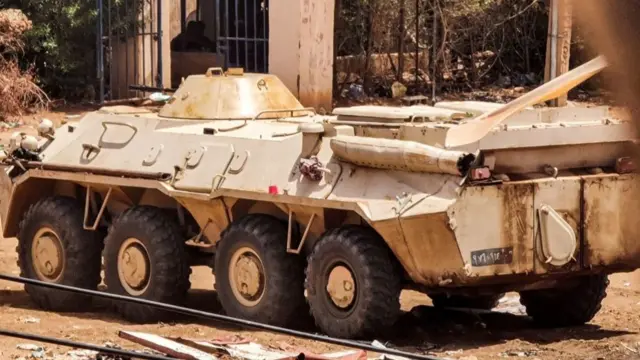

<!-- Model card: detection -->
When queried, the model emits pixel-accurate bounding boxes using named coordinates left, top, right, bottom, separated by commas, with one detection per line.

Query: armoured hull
left=2, top=112, right=639, bottom=290
left=1, top=62, right=638, bottom=339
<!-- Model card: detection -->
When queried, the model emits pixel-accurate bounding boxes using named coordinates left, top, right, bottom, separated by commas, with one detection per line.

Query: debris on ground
left=498, top=349, right=539, bottom=358
left=120, top=331, right=217, bottom=360
left=620, top=342, right=640, bottom=354
left=19, top=316, right=41, bottom=324
left=115, top=330, right=436, bottom=360
left=16, top=343, right=43, bottom=351
left=64, top=349, right=99, bottom=359
left=493, top=295, right=527, bottom=316
left=444, top=349, right=463, bottom=356
left=96, top=341, right=165, bottom=360
left=13, top=339, right=167, bottom=360
left=15, top=343, right=46, bottom=358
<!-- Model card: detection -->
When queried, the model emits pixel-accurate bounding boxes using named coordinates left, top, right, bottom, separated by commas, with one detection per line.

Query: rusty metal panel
left=0, top=167, right=13, bottom=233
left=532, top=178, right=582, bottom=274
left=583, top=174, right=640, bottom=269
left=370, top=218, right=422, bottom=282
left=398, top=213, right=465, bottom=286
left=2, top=178, right=55, bottom=238
left=447, top=182, right=535, bottom=278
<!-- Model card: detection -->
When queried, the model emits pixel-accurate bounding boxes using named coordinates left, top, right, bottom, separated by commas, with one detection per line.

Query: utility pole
left=544, top=0, right=573, bottom=107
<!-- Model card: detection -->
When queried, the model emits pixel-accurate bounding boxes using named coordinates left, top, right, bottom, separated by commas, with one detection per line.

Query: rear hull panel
left=375, top=173, right=640, bottom=289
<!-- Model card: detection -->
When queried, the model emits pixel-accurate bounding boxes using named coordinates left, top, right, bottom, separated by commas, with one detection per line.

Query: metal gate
left=215, top=0, right=269, bottom=73
left=96, top=0, right=165, bottom=103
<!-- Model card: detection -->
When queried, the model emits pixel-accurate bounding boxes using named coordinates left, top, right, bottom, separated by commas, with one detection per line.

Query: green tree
left=15, top=0, right=97, bottom=99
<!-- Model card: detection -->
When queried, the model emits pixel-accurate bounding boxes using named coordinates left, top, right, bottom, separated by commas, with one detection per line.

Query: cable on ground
left=0, top=328, right=178, bottom=360
left=0, top=273, right=445, bottom=360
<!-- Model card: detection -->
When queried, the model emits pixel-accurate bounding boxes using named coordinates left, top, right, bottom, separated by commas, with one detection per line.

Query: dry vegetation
left=334, top=0, right=601, bottom=104
left=0, top=9, right=49, bottom=119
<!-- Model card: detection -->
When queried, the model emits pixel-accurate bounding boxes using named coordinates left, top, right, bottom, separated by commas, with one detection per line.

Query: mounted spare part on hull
left=1, top=61, right=639, bottom=340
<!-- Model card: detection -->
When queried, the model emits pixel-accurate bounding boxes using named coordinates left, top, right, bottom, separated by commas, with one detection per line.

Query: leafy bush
left=1, top=0, right=98, bottom=100
left=0, top=8, right=49, bottom=117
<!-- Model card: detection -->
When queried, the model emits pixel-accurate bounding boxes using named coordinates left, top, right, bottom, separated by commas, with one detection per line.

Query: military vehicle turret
left=1, top=59, right=639, bottom=340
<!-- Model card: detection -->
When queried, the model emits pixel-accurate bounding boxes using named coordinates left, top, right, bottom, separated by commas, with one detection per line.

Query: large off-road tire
left=214, top=214, right=307, bottom=328
left=519, top=274, right=609, bottom=327
left=103, top=206, right=191, bottom=323
left=17, top=196, right=103, bottom=312
left=430, top=293, right=504, bottom=310
left=305, top=225, right=402, bottom=339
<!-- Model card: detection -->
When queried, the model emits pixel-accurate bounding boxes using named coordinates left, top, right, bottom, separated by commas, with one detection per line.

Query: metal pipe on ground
left=0, top=273, right=445, bottom=360
left=0, top=329, right=178, bottom=360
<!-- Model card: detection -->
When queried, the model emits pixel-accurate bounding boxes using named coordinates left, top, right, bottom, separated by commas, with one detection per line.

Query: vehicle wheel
left=430, top=293, right=504, bottom=310
left=103, top=206, right=191, bottom=323
left=305, top=225, right=402, bottom=339
left=519, top=274, right=609, bottom=327
left=17, top=196, right=103, bottom=312
left=214, top=214, right=306, bottom=328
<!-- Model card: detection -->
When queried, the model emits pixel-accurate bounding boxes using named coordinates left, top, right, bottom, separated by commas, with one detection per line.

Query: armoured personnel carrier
left=1, top=58, right=639, bottom=340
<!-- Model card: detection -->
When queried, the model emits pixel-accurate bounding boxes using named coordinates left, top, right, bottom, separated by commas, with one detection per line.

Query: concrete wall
left=268, top=0, right=301, bottom=102
left=269, top=0, right=335, bottom=112
left=111, top=0, right=336, bottom=109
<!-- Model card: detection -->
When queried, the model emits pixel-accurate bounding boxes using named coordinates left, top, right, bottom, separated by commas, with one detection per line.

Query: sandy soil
left=1, top=105, right=640, bottom=359
left=2, top=237, right=640, bottom=360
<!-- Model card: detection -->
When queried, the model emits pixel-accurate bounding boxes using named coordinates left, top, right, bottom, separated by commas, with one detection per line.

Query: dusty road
left=2, top=236, right=640, bottom=360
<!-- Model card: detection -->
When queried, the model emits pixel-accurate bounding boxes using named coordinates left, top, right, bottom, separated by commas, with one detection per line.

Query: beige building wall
left=112, top=0, right=336, bottom=110
left=269, top=0, right=335, bottom=112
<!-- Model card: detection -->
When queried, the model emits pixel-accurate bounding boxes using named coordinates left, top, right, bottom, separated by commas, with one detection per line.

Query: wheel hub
left=229, top=247, right=265, bottom=307
left=117, top=238, right=151, bottom=295
left=31, top=227, right=64, bottom=282
left=326, top=265, right=356, bottom=309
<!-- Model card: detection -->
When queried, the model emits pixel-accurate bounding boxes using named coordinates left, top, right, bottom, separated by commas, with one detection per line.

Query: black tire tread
left=214, top=214, right=306, bottom=327
left=103, top=205, right=191, bottom=323
left=305, top=225, right=402, bottom=339
left=519, top=274, right=609, bottom=327
left=17, top=196, right=103, bottom=312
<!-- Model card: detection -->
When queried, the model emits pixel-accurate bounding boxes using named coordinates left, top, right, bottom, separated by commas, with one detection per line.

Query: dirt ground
left=2, top=105, right=640, bottom=360
left=2, top=237, right=640, bottom=360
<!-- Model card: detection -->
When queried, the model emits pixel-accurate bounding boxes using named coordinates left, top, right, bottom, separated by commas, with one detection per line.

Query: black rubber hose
left=0, top=328, right=177, bottom=360
left=0, top=273, right=445, bottom=360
